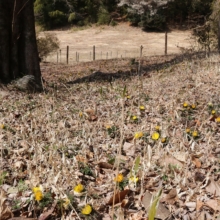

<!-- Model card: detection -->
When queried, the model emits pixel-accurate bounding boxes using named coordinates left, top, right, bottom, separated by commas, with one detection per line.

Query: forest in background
left=34, top=0, right=214, bottom=31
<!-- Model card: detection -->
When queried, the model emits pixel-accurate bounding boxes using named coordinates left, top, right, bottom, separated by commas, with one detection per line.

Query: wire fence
left=44, top=32, right=187, bottom=64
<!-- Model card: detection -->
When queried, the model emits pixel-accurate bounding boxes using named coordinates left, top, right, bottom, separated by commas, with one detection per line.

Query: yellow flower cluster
left=32, top=187, right=43, bottom=201
left=132, top=115, right=138, bottom=120
left=216, top=117, right=220, bottom=123
left=81, top=204, right=92, bottom=215
left=0, top=124, right=5, bottom=129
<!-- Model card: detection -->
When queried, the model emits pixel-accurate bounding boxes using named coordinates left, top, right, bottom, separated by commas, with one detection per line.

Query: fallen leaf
left=141, top=191, right=170, bottom=220
left=196, top=200, right=204, bottom=211
left=107, top=189, right=130, bottom=206
left=98, top=162, right=113, bottom=169
left=123, top=142, right=135, bottom=156
left=38, top=201, right=57, bottom=220
left=160, top=155, right=183, bottom=169
left=206, top=178, right=220, bottom=196
left=192, top=157, right=201, bottom=168
left=205, top=199, right=220, bottom=211
left=161, top=189, right=177, bottom=205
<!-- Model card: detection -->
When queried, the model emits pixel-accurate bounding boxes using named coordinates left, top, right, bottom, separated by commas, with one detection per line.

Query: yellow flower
left=114, top=173, right=124, bottom=183
left=127, top=95, right=131, bottom=99
left=0, top=124, right=5, bottom=129
left=192, top=131, right=198, bottom=138
left=74, top=184, right=84, bottom=193
left=183, top=102, right=188, bottom=108
left=216, top=117, right=220, bottom=123
left=129, top=176, right=139, bottom=183
left=132, top=116, right=138, bottom=120
left=81, top=204, right=92, bottom=215
left=212, top=110, right=216, bottom=115
left=34, top=190, right=43, bottom=201
left=32, top=187, right=41, bottom=193
left=79, top=111, right=83, bottom=117
left=106, top=125, right=111, bottom=129
left=186, top=128, right=191, bottom=133
left=161, top=137, right=167, bottom=143
left=32, top=186, right=43, bottom=201
left=139, top=105, right=145, bottom=110
left=155, top=126, right=160, bottom=131
left=151, top=132, right=160, bottom=140
left=134, top=132, right=143, bottom=139
left=63, top=198, right=70, bottom=210
left=191, top=104, right=196, bottom=109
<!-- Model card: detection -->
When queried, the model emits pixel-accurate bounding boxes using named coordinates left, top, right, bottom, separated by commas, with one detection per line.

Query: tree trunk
left=0, top=0, right=41, bottom=85
left=218, top=15, right=220, bottom=54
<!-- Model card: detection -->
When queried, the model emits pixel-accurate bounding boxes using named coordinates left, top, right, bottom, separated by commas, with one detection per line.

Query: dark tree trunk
left=218, top=15, right=220, bottom=54
left=0, top=0, right=41, bottom=85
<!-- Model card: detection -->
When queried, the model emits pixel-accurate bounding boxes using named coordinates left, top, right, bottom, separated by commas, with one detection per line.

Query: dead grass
left=1, top=52, right=220, bottom=220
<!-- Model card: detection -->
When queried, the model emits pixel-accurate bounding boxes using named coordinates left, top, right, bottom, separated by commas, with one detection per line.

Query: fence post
left=57, top=51, right=58, bottom=63
left=165, top=31, right=168, bottom=55
left=66, top=46, right=69, bottom=64
left=93, top=45, right=95, bottom=60
left=59, top=49, right=61, bottom=63
left=140, top=45, right=143, bottom=57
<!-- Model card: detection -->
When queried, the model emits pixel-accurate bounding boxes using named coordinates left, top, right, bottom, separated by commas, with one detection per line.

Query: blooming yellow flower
left=127, top=95, right=131, bottom=99
left=32, top=187, right=41, bottom=193
left=216, top=117, right=220, bottom=123
left=183, top=102, right=188, bottom=108
left=81, top=204, right=92, bottom=215
left=186, top=128, right=191, bottom=133
left=192, top=131, right=198, bottom=138
left=191, top=104, right=196, bottom=109
left=139, top=105, right=145, bottom=110
left=151, top=132, right=160, bottom=140
left=0, top=124, right=5, bottom=129
left=132, top=116, right=138, bottom=120
left=34, top=190, right=43, bottom=201
left=212, top=110, right=216, bottom=115
left=129, top=176, right=139, bottom=183
left=74, top=184, right=84, bottom=193
left=134, top=132, right=143, bottom=139
left=79, top=111, right=83, bottom=117
left=114, top=173, right=124, bottom=183
left=155, top=126, right=160, bottom=131
left=63, top=198, right=70, bottom=210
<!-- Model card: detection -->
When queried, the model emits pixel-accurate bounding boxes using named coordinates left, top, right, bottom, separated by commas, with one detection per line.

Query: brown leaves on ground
left=1, top=52, right=220, bottom=219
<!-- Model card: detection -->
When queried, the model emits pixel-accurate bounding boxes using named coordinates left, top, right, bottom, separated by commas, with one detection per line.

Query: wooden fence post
left=93, top=45, right=95, bottom=60
left=165, top=31, right=168, bottom=55
left=59, top=49, right=61, bottom=62
left=66, top=46, right=69, bottom=64
left=140, top=45, right=143, bottom=57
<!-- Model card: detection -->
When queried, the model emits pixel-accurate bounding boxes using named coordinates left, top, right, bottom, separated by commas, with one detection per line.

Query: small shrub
left=37, top=33, right=60, bottom=60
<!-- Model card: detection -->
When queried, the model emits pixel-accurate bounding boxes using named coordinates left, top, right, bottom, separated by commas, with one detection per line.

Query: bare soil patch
left=44, top=23, right=193, bottom=62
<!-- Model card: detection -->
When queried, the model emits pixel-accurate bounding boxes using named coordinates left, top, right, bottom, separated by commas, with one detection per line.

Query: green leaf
left=148, top=189, right=162, bottom=220
left=134, top=156, right=140, bottom=174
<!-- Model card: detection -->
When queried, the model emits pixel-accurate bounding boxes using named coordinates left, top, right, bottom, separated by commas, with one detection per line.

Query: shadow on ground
left=67, top=51, right=208, bottom=84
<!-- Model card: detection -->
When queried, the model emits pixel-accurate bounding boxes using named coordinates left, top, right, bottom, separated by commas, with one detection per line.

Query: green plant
left=0, top=171, right=8, bottom=185
left=39, top=192, right=53, bottom=209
